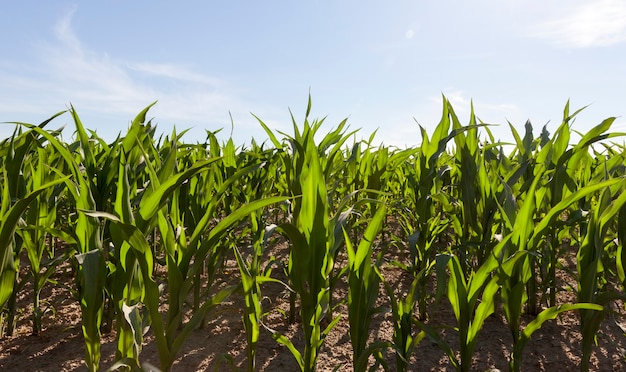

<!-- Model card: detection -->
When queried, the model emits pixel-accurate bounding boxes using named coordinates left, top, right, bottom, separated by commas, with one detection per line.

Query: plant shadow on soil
left=1, top=235, right=625, bottom=371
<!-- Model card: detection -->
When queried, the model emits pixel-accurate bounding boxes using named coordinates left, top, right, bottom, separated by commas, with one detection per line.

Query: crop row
left=1, top=97, right=625, bottom=371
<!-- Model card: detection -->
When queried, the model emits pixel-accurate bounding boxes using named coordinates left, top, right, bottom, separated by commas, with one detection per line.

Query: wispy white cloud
left=47, top=10, right=238, bottom=116
left=126, top=63, right=223, bottom=86
left=0, top=8, right=256, bottom=141
left=531, top=0, right=626, bottom=47
left=54, top=6, right=82, bottom=54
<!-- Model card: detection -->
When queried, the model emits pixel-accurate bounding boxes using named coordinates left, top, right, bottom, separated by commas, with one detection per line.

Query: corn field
left=0, top=97, right=625, bottom=371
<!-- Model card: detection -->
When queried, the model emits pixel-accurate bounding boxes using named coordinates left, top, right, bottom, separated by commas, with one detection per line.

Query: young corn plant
left=577, top=183, right=626, bottom=371
left=618, top=187, right=626, bottom=293
left=10, top=115, right=108, bottom=371
left=232, top=210, right=287, bottom=372
left=0, top=117, right=66, bottom=336
left=18, top=146, right=68, bottom=335
left=74, top=104, right=164, bottom=368
left=342, top=136, right=414, bottom=248
left=230, top=143, right=285, bottom=372
left=94, top=170, right=285, bottom=372
left=405, top=97, right=481, bottom=319
left=494, top=164, right=612, bottom=372
left=268, top=138, right=340, bottom=371
left=530, top=105, right=625, bottom=311
left=91, top=125, right=287, bottom=371
left=0, top=160, right=69, bottom=336
left=107, top=150, right=150, bottom=370
left=6, top=98, right=626, bottom=371
left=449, top=103, right=502, bottom=270
left=420, top=232, right=524, bottom=372
left=258, top=99, right=353, bottom=372
left=345, top=205, right=387, bottom=372
left=381, top=262, right=424, bottom=372
left=232, top=224, right=265, bottom=372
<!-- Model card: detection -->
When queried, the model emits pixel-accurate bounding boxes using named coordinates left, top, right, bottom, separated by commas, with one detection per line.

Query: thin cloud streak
left=126, top=63, right=224, bottom=86
left=531, top=0, right=626, bottom=47
left=0, top=8, right=256, bottom=141
left=54, top=6, right=82, bottom=54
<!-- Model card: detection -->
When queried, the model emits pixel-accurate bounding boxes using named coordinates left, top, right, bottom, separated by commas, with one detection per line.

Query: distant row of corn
left=1, top=97, right=624, bottom=371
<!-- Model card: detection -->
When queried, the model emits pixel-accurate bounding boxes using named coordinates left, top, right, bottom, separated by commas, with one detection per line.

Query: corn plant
left=7, top=112, right=110, bottom=372
left=494, top=167, right=613, bottom=371
left=405, top=97, right=480, bottom=319
left=577, top=183, right=626, bottom=371
left=449, top=103, right=503, bottom=270
left=233, top=228, right=264, bottom=372
left=90, top=125, right=287, bottom=371
left=0, top=116, right=66, bottom=336
left=422, top=234, right=522, bottom=372
left=54, top=141, right=105, bottom=371
left=266, top=137, right=339, bottom=371
left=499, top=167, right=619, bottom=370
left=0, top=159, right=69, bottom=336
left=233, top=211, right=285, bottom=372
left=258, top=99, right=355, bottom=372
left=382, top=273, right=423, bottom=372
left=18, top=146, right=68, bottom=335
left=618, top=186, right=626, bottom=293
left=230, top=141, right=286, bottom=372
left=529, top=106, right=624, bottom=312
left=345, top=205, right=387, bottom=372
left=106, top=149, right=148, bottom=370
left=342, top=136, right=414, bottom=248
left=4, top=98, right=626, bottom=371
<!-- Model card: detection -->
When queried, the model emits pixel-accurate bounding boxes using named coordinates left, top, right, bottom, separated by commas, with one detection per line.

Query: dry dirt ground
left=1, top=236, right=625, bottom=371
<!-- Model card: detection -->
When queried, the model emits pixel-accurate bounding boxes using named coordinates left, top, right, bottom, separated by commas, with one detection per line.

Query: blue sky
left=2, top=1, right=626, bottom=148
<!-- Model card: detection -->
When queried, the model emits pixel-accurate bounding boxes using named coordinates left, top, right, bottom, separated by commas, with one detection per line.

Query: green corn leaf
left=139, top=158, right=219, bottom=222
left=263, top=324, right=304, bottom=370
left=617, top=201, right=626, bottom=287
left=0, top=175, right=70, bottom=309
left=524, top=303, right=602, bottom=343
left=75, top=249, right=106, bottom=371
left=121, top=101, right=158, bottom=153
left=121, top=302, right=151, bottom=360
left=509, top=303, right=603, bottom=372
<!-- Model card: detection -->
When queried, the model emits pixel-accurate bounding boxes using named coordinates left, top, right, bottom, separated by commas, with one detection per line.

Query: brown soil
left=1, top=235, right=625, bottom=371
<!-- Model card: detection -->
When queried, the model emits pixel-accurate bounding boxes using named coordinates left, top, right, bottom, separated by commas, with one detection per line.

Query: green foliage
left=1, top=98, right=625, bottom=371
